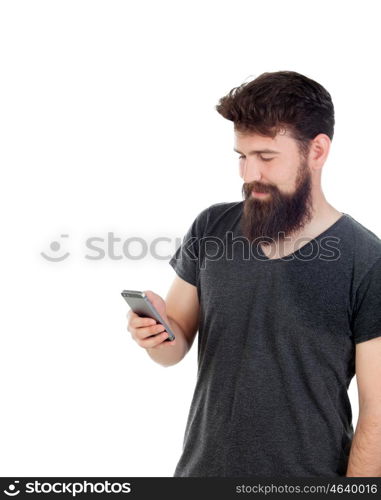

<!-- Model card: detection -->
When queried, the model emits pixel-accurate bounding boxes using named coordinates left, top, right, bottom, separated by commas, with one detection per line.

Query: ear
left=308, top=133, right=331, bottom=170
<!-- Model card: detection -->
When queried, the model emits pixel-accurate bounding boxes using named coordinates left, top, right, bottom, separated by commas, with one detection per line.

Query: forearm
left=146, top=316, right=191, bottom=367
left=346, top=410, right=381, bottom=477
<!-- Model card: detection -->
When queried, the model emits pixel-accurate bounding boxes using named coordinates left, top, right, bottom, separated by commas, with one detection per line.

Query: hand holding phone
left=123, top=289, right=176, bottom=345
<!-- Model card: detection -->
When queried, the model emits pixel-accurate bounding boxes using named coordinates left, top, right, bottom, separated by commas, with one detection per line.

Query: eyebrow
left=233, top=148, right=280, bottom=155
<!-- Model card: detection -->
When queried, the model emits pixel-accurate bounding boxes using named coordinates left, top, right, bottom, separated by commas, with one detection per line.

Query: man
left=127, top=71, right=381, bottom=477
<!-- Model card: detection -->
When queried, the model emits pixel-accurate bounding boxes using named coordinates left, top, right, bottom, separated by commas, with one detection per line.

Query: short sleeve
left=351, top=256, right=381, bottom=344
left=168, top=206, right=210, bottom=286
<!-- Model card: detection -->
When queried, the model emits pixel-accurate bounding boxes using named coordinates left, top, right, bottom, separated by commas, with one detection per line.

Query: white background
left=1, top=0, right=380, bottom=477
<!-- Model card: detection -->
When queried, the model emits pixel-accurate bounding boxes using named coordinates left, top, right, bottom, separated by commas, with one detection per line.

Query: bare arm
left=346, top=336, right=381, bottom=477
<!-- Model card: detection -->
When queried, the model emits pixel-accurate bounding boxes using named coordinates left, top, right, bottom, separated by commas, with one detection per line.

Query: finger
left=134, top=323, right=167, bottom=340
left=130, top=315, right=157, bottom=328
left=143, top=289, right=154, bottom=299
left=139, top=331, right=169, bottom=349
left=127, top=309, right=137, bottom=320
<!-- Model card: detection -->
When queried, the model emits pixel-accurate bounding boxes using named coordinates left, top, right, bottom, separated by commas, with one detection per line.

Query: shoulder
left=343, top=213, right=381, bottom=264
left=206, top=200, right=243, bottom=221
left=192, top=200, right=243, bottom=223
left=188, top=201, right=243, bottom=238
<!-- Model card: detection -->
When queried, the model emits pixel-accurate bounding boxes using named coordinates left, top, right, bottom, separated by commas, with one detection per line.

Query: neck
left=301, top=188, right=342, bottom=237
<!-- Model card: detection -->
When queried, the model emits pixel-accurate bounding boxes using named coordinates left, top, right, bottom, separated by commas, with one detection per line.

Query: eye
left=237, top=155, right=274, bottom=162
left=260, top=156, right=274, bottom=162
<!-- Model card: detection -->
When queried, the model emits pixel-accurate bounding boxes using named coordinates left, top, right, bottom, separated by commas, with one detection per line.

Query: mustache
left=242, top=182, right=276, bottom=197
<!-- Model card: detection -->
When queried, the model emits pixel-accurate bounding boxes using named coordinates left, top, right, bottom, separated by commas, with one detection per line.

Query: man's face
left=234, top=130, right=314, bottom=245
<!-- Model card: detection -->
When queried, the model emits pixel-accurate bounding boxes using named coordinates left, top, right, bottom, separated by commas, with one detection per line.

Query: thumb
left=144, top=290, right=166, bottom=315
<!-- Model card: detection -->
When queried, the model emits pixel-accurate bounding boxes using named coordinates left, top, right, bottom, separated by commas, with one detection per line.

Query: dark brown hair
left=215, top=70, right=335, bottom=158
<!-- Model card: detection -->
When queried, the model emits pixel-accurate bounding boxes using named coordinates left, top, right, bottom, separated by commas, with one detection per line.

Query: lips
left=244, top=184, right=271, bottom=197
left=252, top=187, right=269, bottom=193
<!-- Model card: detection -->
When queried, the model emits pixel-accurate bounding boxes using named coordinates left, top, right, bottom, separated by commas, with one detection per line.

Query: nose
left=239, top=158, right=265, bottom=183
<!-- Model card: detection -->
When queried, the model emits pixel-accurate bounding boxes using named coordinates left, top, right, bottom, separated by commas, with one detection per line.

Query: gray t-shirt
left=169, top=201, right=381, bottom=477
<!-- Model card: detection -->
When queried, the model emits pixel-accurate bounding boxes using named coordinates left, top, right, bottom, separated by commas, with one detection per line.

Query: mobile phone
left=121, top=289, right=176, bottom=341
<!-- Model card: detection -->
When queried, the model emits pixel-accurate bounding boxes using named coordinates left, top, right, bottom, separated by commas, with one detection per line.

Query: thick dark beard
left=239, top=158, right=314, bottom=246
